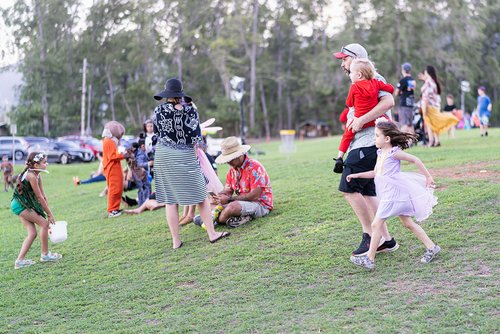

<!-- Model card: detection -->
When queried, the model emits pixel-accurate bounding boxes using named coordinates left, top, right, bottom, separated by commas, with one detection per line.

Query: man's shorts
left=398, top=106, right=414, bottom=126
left=237, top=201, right=270, bottom=218
left=11, top=198, right=26, bottom=216
left=480, top=115, right=490, bottom=126
left=338, top=146, right=377, bottom=196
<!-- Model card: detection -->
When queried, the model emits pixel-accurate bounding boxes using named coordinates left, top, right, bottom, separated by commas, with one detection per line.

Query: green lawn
left=1, top=129, right=499, bottom=333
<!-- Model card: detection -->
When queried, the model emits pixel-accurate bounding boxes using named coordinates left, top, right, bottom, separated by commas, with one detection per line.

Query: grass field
left=1, top=129, right=499, bottom=333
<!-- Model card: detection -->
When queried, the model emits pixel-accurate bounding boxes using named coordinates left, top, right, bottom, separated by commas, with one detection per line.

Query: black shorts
left=338, top=146, right=377, bottom=196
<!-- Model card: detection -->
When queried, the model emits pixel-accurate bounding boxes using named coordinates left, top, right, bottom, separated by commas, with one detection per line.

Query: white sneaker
left=15, top=259, right=36, bottom=269
left=40, top=252, right=62, bottom=262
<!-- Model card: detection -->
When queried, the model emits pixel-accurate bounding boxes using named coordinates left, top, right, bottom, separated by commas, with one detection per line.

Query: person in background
left=124, top=193, right=162, bottom=214
left=477, top=86, right=492, bottom=137
left=102, top=121, right=129, bottom=218
left=443, top=94, right=457, bottom=139
left=142, top=119, right=157, bottom=158
left=126, top=139, right=151, bottom=206
left=395, top=62, right=416, bottom=134
left=1, top=155, right=14, bottom=192
left=419, top=65, right=458, bottom=147
left=73, top=152, right=105, bottom=186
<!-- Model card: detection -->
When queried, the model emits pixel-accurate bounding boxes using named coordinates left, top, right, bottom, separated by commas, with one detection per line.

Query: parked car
left=58, top=136, right=103, bottom=158
left=25, top=136, right=53, bottom=153
left=24, top=136, right=51, bottom=146
left=38, top=141, right=94, bottom=164
left=0, top=136, right=30, bottom=161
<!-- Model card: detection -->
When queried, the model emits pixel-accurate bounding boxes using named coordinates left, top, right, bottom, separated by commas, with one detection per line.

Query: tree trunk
left=395, top=7, right=401, bottom=76
left=105, top=66, right=116, bottom=121
left=176, top=26, right=182, bottom=80
left=259, top=78, right=271, bottom=141
left=249, top=0, right=259, bottom=130
left=286, top=41, right=293, bottom=129
left=136, top=101, right=142, bottom=124
left=35, top=1, right=49, bottom=135
left=122, top=94, right=137, bottom=125
left=276, top=22, right=283, bottom=131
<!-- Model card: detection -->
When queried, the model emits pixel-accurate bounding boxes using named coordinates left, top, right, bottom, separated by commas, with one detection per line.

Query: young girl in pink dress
left=347, top=121, right=440, bottom=269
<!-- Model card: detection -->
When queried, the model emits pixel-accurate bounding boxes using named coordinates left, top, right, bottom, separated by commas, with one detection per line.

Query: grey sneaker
left=226, top=215, right=253, bottom=228
left=40, top=252, right=63, bottom=262
left=421, top=245, right=441, bottom=263
left=14, top=259, right=36, bottom=269
left=350, top=255, right=375, bottom=269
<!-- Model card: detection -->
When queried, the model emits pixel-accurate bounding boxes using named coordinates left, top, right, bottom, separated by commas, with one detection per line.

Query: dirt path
left=431, top=162, right=500, bottom=183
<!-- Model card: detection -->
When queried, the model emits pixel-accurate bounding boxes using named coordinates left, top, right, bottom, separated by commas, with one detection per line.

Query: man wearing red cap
left=333, top=43, right=399, bottom=257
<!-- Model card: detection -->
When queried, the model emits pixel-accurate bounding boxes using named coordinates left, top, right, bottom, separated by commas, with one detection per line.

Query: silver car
left=0, top=136, right=30, bottom=161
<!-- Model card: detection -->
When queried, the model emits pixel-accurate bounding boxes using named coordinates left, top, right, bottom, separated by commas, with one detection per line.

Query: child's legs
left=81, top=174, right=106, bottom=184
left=187, top=205, right=196, bottom=217
left=19, top=210, right=50, bottom=256
left=17, top=217, right=37, bottom=260
left=165, top=204, right=181, bottom=248
left=4, top=174, right=9, bottom=190
left=364, top=195, right=392, bottom=241
left=367, top=217, right=385, bottom=261
left=399, top=216, right=435, bottom=249
left=107, top=170, right=123, bottom=212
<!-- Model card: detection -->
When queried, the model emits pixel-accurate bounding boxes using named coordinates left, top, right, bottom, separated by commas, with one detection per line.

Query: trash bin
left=280, top=130, right=296, bottom=154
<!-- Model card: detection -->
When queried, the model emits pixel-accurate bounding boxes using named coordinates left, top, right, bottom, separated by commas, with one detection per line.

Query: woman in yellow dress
left=420, top=66, right=458, bottom=147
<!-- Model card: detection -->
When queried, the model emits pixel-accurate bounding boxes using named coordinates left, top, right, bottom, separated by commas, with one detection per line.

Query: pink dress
left=375, top=147, right=437, bottom=222
left=196, top=147, right=223, bottom=194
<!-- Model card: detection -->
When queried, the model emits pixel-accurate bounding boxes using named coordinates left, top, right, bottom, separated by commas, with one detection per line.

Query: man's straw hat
left=215, top=136, right=251, bottom=164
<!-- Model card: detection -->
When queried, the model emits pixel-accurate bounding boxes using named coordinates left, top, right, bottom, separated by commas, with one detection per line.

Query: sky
left=0, top=0, right=346, bottom=67
left=0, top=0, right=18, bottom=67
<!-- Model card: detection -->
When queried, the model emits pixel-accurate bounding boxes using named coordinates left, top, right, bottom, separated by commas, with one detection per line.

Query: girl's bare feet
left=179, top=216, right=194, bottom=226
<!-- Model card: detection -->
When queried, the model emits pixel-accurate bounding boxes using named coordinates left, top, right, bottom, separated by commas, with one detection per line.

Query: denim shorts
left=480, top=115, right=490, bottom=126
left=237, top=201, right=270, bottom=218
left=11, top=198, right=26, bottom=216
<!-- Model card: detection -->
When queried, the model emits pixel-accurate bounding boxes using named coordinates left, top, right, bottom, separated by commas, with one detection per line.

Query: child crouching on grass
left=11, top=152, right=62, bottom=269
left=347, top=121, right=440, bottom=269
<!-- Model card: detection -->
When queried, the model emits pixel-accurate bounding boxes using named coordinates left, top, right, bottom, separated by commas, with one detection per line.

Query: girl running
left=347, top=121, right=440, bottom=269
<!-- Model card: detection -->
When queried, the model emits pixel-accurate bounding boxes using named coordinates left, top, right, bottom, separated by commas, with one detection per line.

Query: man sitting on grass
left=200, top=136, right=273, bottom=228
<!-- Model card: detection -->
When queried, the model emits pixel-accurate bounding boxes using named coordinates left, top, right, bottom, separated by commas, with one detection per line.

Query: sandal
left=210, top=232, right=231, bottom=244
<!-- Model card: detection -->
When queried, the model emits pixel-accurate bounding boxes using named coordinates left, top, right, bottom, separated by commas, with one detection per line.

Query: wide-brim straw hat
left=215, top=136, right=251, bottom=164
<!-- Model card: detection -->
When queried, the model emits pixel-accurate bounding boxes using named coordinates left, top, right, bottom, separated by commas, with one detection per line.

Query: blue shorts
left=11, top=198, right=26, bottom=216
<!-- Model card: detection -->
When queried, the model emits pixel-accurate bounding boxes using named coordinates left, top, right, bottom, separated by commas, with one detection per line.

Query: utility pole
left=461, top=80, right=470, bottom=113
left=81, top=58, right=87, bottom=137
left=86, top=84, right=92, bottom=135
